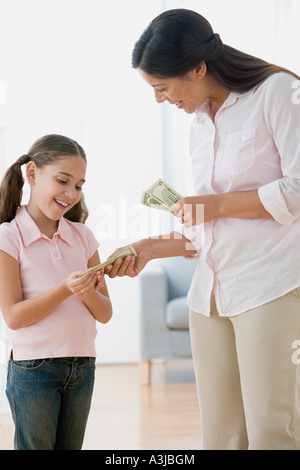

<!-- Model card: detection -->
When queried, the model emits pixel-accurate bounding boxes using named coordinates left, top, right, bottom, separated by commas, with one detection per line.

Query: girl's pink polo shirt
left=0, top=206, right=99, bottom=360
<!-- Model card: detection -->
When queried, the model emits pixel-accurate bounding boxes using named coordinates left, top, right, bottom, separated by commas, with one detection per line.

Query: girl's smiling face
left=26, top=154, right=86, bottom=230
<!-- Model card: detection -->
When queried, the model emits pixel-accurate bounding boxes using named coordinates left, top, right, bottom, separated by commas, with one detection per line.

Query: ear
left=25, top=161, right=38, bottom=186
left=195, top=61, right=207, bottom=79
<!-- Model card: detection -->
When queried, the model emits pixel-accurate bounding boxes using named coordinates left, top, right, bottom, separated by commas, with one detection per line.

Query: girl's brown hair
left=132, top=8, right=300, bottom=91
left=0, top=134, right=89, bottom=224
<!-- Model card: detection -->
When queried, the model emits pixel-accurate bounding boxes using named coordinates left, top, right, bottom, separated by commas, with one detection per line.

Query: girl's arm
left=0, top=250, right=73, bottom=330
left=0, top=249, right=112, bottom=330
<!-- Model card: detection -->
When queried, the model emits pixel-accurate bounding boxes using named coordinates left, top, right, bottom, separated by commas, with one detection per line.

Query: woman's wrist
left=217, top=192, right=229, bottom=218
left=136, top=238, right=156, bottom=262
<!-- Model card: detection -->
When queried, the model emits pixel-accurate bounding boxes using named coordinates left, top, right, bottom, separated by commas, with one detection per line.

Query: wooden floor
left=0, top=359, right=201, bottom=450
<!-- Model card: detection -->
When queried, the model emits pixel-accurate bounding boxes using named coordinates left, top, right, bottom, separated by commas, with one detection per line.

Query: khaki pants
left=189, top=289, right=300, bottom=450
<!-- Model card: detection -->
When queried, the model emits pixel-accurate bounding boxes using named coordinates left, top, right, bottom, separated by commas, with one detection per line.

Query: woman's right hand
left=104, top=241, right=149, bottom=278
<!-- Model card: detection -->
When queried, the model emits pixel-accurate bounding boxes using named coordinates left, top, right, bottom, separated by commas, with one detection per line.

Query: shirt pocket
left=222, top=128, right=256, bottom=176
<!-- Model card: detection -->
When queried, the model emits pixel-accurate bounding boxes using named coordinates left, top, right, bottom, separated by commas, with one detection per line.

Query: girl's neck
left=26, top=204, right=59, bottom=239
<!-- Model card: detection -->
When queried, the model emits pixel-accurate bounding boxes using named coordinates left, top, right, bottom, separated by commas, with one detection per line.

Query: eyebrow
left=58, top=171, right=85, bottom=183
left=152, top=83, right=165, bottom=88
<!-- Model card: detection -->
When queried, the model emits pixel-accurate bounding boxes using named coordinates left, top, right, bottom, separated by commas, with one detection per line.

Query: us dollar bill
left=86, top=245, right=138, bottom=273
left=141, top=178, right=183, bottom=212
left=141, top=190, right=170, bottom=211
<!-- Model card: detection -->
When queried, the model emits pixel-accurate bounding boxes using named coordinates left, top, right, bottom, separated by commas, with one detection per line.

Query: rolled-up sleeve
left=258, top=73, right=300, bottom=224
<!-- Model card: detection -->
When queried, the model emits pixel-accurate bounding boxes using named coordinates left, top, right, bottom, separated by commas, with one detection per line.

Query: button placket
left=50, top=239, right=61, bottom=260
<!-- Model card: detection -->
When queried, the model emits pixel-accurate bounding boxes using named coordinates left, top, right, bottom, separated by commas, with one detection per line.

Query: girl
left=106, top=9, right=300, bottom=450
left=0, top=134, right=113, bottom=450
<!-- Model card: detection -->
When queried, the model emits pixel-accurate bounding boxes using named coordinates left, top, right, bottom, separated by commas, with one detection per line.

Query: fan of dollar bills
left=141, top=178, right=183, bottom=212
left=86, top=245, right=138, bottom=274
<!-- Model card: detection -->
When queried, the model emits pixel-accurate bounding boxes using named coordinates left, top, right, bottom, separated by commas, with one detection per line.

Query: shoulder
left=255, top=71, right=298, bottom=99
left=254, top=72, right=300, bottom=137
left=249, top=72, right=300, bottom=126
left=259, top=72, right=300, bottom=120
left=0, top=218, right=20, bottom=261
left=0, top=218, right=20, bottom=239
left=61, top=219, right=99, bottom=258
left=63, top=218, right=96, bottom=240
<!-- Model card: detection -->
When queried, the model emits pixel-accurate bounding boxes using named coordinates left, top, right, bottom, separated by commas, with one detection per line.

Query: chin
left=184, top=108, right=196, bottom=115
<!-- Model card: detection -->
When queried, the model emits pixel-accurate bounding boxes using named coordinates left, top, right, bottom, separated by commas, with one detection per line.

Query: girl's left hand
left=171, top=195, right=221, bottom=228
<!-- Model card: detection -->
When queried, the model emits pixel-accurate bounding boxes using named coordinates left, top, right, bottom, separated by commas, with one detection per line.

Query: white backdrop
left=0, top=0, right=299, bottom=370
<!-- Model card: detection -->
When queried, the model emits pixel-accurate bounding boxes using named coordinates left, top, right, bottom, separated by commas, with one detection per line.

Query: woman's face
left=139, top=67, right=208, bottom=114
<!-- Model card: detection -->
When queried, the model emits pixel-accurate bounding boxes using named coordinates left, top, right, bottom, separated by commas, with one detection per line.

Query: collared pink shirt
left=0, top=206, right=99, bottom=359
left=180, top=72, right=300, bottom=316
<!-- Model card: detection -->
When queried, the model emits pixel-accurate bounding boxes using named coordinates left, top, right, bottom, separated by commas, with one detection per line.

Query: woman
left=106, top=9, right=300, bottom=450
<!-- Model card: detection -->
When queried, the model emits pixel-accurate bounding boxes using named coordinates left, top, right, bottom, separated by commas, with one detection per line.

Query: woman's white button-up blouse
left=181, top=72, right=300, bottom=316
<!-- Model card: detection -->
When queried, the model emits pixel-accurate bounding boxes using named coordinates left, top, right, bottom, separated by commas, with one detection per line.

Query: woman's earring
left=198, top=75, right=203, bottom=79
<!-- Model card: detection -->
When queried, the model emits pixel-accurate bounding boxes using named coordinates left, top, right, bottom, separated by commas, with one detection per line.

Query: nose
left=64, top=186, right=77, bottom=200
left=154, top=89, right=167, bottom=104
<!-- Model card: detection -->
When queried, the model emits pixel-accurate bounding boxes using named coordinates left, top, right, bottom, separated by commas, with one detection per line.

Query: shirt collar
left=15, top=206, right=73, bottom=248
left=195, top=86, right=257, bottom=119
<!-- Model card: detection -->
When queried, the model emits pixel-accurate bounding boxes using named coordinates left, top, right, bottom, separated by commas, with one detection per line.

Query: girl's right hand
left=64, top=271, right=98, bottom=298
left=104, top=242, right=149, bottom=278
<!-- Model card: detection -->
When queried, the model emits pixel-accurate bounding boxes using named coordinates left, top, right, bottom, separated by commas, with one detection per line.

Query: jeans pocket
left=12, top=359, right=45, bottom=370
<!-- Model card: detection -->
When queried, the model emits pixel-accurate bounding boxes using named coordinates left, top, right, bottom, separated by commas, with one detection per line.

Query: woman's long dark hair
left=132, top=8, right=299, bottom=92
left=0, top=134, right=89, bottom=224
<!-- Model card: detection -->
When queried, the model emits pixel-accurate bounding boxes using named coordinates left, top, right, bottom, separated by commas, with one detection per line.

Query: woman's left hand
left=171, top=195, right=221, bottom=228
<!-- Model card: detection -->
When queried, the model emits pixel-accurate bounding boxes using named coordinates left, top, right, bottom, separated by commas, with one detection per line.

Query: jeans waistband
left=10, top=353, right=95, bottom=363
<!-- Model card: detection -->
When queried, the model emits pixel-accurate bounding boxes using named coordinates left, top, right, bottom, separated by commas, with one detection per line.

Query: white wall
left=0, top=0, right=169, bottom=363
left=0, top=0, right=299, bottom=364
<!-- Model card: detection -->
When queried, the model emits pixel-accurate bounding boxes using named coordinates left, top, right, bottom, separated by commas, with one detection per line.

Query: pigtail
left=0, top=155, right=31, bottom=224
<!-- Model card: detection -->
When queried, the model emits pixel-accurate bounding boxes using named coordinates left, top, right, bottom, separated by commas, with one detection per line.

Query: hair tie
left=200, top=33, right=224, bottom=62
left=16, top=154, right=31, bottom=166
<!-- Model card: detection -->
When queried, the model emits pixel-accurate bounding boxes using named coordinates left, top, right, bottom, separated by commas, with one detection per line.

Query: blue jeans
left=6, top=356, right=95, bottom=450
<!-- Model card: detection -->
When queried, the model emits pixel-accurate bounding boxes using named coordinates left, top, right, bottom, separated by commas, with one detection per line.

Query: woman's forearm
left=218, top=190, right=273, bottom=220
left=141, top=231, right=197, bottom=261
left=104, top=232, right=197, bottom=279
left=172, top=190, right=273, bottom=227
